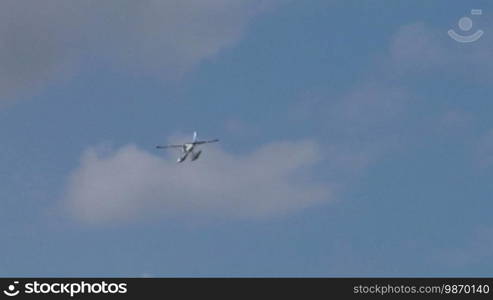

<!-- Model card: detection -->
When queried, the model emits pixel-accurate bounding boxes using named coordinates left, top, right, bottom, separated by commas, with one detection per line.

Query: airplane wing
left=156, top=144, right=183, bottom=149
left=194, top=139, right=219, bottom=145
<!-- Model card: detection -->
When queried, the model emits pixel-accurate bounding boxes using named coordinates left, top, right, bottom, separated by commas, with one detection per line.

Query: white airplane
left=156, top=131, right=219, bottom=163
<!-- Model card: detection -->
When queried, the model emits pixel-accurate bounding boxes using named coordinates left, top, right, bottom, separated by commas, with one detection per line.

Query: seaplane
left=156, top=131, right=219, bottom=163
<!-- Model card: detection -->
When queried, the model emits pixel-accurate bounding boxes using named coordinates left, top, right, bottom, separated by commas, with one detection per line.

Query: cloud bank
left=0, top=0, right=281, bottom=103
left=387, top=22, right=493, bottom=81
left=64, top=140, right=332, bottom=223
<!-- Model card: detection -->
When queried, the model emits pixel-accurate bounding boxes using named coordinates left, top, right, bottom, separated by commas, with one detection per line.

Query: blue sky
left=1, top=0, right=493, bottom=276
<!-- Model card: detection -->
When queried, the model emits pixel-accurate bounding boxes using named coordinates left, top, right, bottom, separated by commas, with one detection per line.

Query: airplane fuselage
left=183, top=143, right=194, bottom=153
left=156, top=131, right=217, bottom=163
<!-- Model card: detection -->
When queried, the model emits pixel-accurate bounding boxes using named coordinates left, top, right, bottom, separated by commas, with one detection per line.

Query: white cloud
left=87, top=0, right=278, bottom=76
left=64, top=140, right=332, bottom=224
left=328, top=83, right=410, bottom=136
left=292, top=83, right=410, bottom=135
left=0, top=1, right=81, bottom=103
left=294, top=20, right=493, bottom=174
left=387, top=22, right=493, bottom=81
left=290, top=82, right=412, bottom=177
left=388, top=22, right=451, bottom=74
left=387, top=22, right=493, bottom=169
left=0, top=0, right=283, bottom=103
